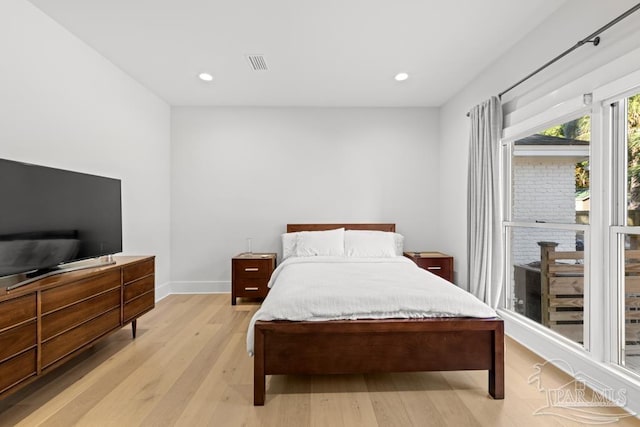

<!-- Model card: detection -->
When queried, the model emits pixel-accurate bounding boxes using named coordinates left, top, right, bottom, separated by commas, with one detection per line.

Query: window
left=612, top=93, right=640, bottom=374
left=505, top=115, right=591, bottom=347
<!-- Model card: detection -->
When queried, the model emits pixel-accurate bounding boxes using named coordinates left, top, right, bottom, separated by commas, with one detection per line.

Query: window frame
left=606, top=88, right=640, bottom=374
left=501, top=110, right=593, bottom=351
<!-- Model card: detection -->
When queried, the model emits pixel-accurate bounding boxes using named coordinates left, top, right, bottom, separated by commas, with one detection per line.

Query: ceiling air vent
left=246, top=54, right=268, bottom=71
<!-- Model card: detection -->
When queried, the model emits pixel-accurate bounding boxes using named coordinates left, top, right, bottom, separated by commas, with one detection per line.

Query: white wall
left=171, top=107, right=439, bottom=291
left=0, top=0, right=171, bottom=292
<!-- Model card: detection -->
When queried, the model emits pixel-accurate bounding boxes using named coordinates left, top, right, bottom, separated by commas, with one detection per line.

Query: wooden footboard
left=254, top=317, right=504, bottom=405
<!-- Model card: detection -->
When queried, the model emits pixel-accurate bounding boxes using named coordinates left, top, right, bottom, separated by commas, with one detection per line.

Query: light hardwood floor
left=1, top=294, right=639, bottom=426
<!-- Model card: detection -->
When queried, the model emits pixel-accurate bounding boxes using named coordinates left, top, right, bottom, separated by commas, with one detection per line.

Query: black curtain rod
left=499, top=2, right=640, bottom=98
left=466, top=2, right=640, bottom=117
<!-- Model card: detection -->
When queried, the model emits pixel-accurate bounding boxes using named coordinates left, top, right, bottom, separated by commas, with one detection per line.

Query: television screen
left=0, top=158, right=122, bottom=277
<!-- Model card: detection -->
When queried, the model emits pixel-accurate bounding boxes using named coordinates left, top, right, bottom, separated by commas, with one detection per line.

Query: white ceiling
left=28, top=0, right=567, bottom=107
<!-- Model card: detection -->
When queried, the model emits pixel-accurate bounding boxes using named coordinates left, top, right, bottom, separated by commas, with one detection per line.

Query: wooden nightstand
left=231, top=253, right=276, bottom=305
left=404, top=251, right=454, bottom=282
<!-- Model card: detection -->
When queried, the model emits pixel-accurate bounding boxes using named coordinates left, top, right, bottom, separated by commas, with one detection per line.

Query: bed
left=251, top=223, right=504, bottom=405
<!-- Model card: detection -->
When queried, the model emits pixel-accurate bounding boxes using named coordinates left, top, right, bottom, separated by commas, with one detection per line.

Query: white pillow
left=344, top=230, right=398, bottom=257
left=295, top=228, right=345, bottom=257
left=281, top=232, right=299, bottom=260
left=393, top=232, right=404, bottom=256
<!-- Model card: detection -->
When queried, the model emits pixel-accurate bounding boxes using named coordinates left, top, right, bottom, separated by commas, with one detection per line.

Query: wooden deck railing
left=539, top=242, right=640, bottom=354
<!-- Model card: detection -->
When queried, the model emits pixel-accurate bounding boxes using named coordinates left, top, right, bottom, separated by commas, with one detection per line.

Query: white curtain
left=467, top=96, right=503, bottom=308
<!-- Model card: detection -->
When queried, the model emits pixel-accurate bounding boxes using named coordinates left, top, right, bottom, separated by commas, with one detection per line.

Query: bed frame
left=253, top=223, right=504, bottom=405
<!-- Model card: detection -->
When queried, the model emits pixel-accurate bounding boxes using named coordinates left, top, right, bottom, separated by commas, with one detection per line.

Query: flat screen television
left=0, top=158, right=122, bottom=280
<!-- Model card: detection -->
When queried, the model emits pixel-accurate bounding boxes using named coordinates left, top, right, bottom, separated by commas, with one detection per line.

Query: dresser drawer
left=41, top=270, right=121, bottom=314
left=42, top=289, right=121, bottom=341
left=123, top=258, right=154, bottom=284
left=0, top=294, right=36, bottom=331
left=42, top=307, right=121, bottom=368
left=124, top=275, right=154, bottom=302
left=0, top=321, right=36, bottom=363
left=123, top=291, right=155, bottom=323
left=0, top=350, right=36, bottom=395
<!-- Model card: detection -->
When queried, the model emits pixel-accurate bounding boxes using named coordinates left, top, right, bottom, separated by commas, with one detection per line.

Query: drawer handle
left=244, top=287, right=259, bottom=291
left=244, top=267, right=259, bottom=272
left=427, top=266, right=442, bottom=270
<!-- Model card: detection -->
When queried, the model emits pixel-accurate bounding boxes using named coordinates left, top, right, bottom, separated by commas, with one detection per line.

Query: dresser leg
left=131, top=319, right=137, bottom=339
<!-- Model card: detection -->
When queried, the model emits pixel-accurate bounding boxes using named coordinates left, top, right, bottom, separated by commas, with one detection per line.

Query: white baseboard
left=154, top=281, right=230, bottom=302
left=155, top=281, right=172, bottom=302
left=168, top=280, right=231, bottom=295
left=499, top=309, right=640, bottom=418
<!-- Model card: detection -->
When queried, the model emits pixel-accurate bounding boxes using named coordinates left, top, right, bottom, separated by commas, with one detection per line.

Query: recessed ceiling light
left=198, top=72, right=213, bottom=82
left=394, top=72, right=409, bottom=82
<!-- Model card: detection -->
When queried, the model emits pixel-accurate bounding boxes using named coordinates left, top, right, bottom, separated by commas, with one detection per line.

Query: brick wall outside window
left=511, top=156, right=577, bottom=265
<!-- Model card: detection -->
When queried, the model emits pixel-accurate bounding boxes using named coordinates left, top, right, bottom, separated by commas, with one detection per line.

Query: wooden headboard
left=286, top=223, right=395, bottom=233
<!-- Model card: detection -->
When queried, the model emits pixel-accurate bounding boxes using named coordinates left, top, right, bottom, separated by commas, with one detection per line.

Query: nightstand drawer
left=233, top=259, right=273, bottom=279
left=234, top=278, right=269, bottom=298
left=404, top=252, right=454, bottom=282
left=416, top=258, right=451, bottom=273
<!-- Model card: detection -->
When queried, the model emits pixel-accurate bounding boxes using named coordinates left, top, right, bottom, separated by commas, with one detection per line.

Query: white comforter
left=246, top=256, right=497, bottom=354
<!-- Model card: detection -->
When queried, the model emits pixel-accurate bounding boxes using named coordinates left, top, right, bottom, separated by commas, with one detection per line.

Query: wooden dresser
left=0, top=256, right=154, bottom=399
